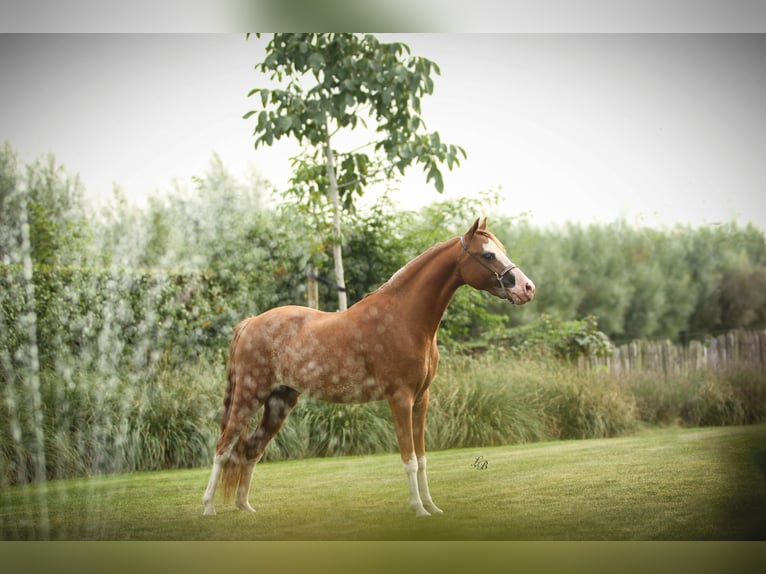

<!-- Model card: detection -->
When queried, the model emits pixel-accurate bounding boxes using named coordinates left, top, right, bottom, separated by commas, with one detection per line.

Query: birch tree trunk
left=323, top=121, right=348, bottom=311
left=307, top=265, right=319, bottom=310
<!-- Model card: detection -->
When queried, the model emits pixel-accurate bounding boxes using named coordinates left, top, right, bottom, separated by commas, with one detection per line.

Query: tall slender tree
left=245, top=33, right=466, bottom=310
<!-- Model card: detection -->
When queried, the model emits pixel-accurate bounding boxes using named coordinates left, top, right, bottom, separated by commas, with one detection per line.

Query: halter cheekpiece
left=460, top=235, right=518, bottom=292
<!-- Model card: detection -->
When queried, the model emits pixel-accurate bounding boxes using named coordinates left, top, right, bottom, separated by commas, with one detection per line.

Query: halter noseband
left=460, top=235, right=518, bottom=292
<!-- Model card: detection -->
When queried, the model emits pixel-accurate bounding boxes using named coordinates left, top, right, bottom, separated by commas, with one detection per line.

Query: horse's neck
left=373, top=237, right=465, bottom=338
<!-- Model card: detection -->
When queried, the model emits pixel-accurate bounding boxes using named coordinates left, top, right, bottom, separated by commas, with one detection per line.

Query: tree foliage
left=246, top=33, right=466, bottom=197
left=245, top=33, right=466, bottom=309
left=493, top=219, right=766, bottom=342
left=0, top=142, right=88, bottom=267
left=2, top=142, right=765, bottom=360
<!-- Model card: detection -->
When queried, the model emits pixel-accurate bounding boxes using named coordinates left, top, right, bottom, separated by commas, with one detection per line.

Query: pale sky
left=1, top=33, right=765, bottom=229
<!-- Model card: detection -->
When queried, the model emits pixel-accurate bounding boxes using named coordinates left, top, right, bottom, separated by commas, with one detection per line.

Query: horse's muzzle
left=505, top=271, right=535, bottom=305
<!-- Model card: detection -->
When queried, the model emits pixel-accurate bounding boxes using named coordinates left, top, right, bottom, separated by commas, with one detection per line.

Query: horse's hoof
left=236, top=501, right=256, bottom=513
left=414, top=507, right=432, bottom=517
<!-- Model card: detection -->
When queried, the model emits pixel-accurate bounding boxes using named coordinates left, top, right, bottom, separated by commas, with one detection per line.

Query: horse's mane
left=359, top=230, right=507, bottom=302
left=366, top=236, right=460, bottom=297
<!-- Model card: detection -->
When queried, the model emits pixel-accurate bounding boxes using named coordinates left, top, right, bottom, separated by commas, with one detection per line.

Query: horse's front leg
left=413, top=388, right=442, bottom=515
left=389, top=392, right=430, bottom=517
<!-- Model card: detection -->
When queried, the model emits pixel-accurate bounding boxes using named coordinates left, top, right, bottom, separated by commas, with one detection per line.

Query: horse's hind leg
left=234, top=386, right=300, bottom=512
left=202, top=451, right=231, bottom=515
left=202, top=427, right=246, bottom=515
left=202, top=384, right=264, bottom=516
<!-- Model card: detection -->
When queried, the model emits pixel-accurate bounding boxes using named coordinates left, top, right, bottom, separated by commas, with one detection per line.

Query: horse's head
left=459, top=218, right=536, bottom=305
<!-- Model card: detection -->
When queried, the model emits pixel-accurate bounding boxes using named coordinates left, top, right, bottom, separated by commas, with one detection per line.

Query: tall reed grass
left=626, top=366, right=766, bottom=427
left=1, top=359, right=222, bottom=485
left=426, top=354, right=638, bottom=446
left=2, top=349, right=764, bottom=485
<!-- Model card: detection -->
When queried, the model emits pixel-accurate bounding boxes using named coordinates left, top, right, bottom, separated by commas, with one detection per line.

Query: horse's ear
left=466, top=218, right=481, bottom=240
left=479, top=217, right=487, bottom=230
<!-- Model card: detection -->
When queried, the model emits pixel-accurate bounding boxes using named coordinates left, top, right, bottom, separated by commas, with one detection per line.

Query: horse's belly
left=302, top=376, right=385, bottom=403
left=283, top=355, right=385, bottom=403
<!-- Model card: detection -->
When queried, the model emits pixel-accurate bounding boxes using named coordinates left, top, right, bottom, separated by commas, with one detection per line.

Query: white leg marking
left=417, top=456, right=443, bottom=515
left=403, top=454, right=430, bottom=517
left=202, top=454, right=224, bottom=516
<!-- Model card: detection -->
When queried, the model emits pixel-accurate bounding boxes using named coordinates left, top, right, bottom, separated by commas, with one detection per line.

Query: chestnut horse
left=202, top=218, right=535, bottom=517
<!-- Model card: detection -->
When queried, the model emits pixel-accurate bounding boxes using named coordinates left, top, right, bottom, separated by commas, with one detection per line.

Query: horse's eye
left=482, top=252, right=496, bottom=261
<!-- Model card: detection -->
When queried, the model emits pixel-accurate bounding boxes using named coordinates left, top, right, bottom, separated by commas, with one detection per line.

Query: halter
left=460, top=235, right=518, bottom=292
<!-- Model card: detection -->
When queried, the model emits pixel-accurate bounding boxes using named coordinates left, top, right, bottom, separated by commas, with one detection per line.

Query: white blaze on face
left=482, top=236, right=513, bottom=269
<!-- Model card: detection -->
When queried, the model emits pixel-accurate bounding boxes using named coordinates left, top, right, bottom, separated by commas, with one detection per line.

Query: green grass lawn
left=1, top=425, right=764, bottom=541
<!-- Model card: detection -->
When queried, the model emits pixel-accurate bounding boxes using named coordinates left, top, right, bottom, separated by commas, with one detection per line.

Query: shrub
left=0, top=263, right=258, bottom=371
left=480, top=314, right=613, bottom=361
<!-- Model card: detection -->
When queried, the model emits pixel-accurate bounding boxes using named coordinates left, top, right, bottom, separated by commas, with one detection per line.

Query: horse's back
left=234, top=305, right=327, bottom=349
left=231, top=304, right=383, bottom=402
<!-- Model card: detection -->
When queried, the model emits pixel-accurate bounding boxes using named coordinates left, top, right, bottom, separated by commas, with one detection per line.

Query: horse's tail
left=218, top=318, right=253, bottom=502
left=220, top=438, right=249, bottom=503
left=219, top=318, right=251, bottom=432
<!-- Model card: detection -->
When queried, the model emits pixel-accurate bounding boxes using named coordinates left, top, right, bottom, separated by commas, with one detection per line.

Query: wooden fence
left=580, top=330, right=766, bottom=376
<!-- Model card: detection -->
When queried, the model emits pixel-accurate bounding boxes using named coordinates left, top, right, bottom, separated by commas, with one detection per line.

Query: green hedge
left=0, top=264, right=263, bottom=371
